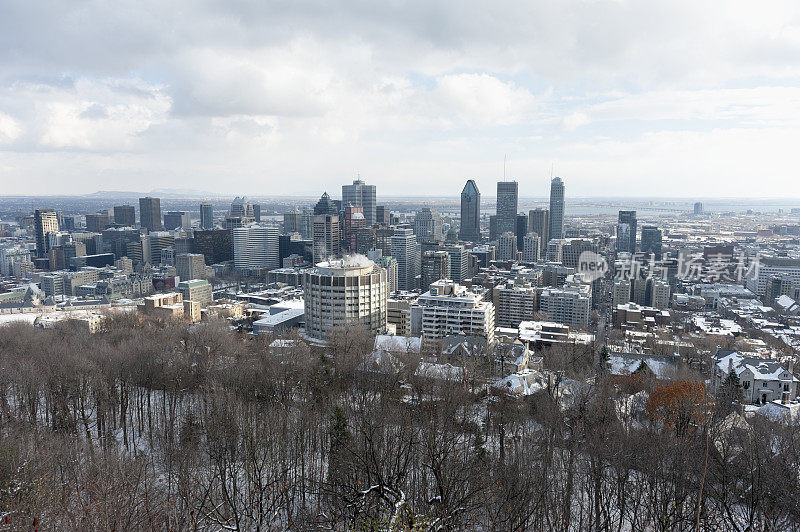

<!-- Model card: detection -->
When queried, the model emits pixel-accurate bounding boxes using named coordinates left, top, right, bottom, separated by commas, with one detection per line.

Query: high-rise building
left=640, top=225, right=663, bottom=259
left=694, top=202, right=704, bottom=215
left=528, top=208, right=550, bottom=254
left=283, top=210, right=302, bottom=234
left=200, top=202, right=214, bottom=230
left=176, top=253, right=206, bottom=281
left=421, top=250, right=450, bottom=292
left=522, top=233, right=540, bottom=262
left=85, top=213, right=110, bottom=233
left=414, top=280, right=495, bottom=345
left=414, top=207, right=444, bottom=242
left=312, top=214, right=341, bottom=263
left=164, top=211, right=191, bottom=230
left=612, top=279, right=631, bottom=307
left=459, top=179, right=481, bottom=242
left=375, top=205, right=391, bottom=226
left=233, top=226, right=280, bottom=271
left=343, top=206, right=366, bottom=252
left=34, top=209, right=59, bottom=258
left=230, top=196, right=255, bottom=219
left=497, top=232, right=517, bottom=262
left=443, top=244, right=468, bottom=283
left=139, top=197, right=162, bottom=232
left=495, top=281, right=538, bottom=328
left=548, top=177, right=565, bottom=240
left=489, top=215, right=499, bottom=242
left=496, top=181, right=518, bottom=235
left=391, top=228, right=415, bottom=291
left=515, top=213, right=528, bottom=252
left=193, top=229, right=233, bottom=265
left=375, top=256, right=398, bottom=292
left=113, top=205, right=136, bottom=227
left=252, top=204, right=261, bottom=223
left=562, top=238, right=598, bottom=269
left=304, top=257, right=387, bottom=339
left=539, top=284, right=591, bottom=329
left=342, top=179, right=377, bottom=226
left=314, top=192, right=339, bottom=216
left=148, top=232, right=174, bottom=265
left=616, top=211, right=638, bottom=254
left=178, top=279, right=213, bottom=305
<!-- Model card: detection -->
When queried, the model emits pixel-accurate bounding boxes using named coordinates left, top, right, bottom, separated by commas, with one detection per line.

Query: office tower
left=342, top=179, right=377, bottom=226
left=85, top=213, right=109, bottom=233
left=421, top=250, right=450, bottom=292
left=515, top=213, right=528, bottom=252
left=489, top=215, right=499, bottom=242
left=230, top=196, right=254, bottom=218
left=375, top=205, right=391, bottom=226
left=164, top=211, right=191, bottom=230
left=746, top=257, right=800, bottom=298
left=414, top=280, right=495, bottom=345
left=522, top=233, right=540, bottom=262
left=139, top=197, right=162, bottom=232
left=63, top=241, right=86, bottom=266
left=528, top=208, right=550, bottom=253
left=304, top=257, right=387, bottom=339
left=391, top=228, right=415, bottom=291
left=253, top=204, right=261, bottom=223
left=616, top=211, right=638, bottom=254
left=178, top=279, right=213, bottom=305
left=648, top=277, right=671, bottom=309
left=497, top=232, right=517, bottom=262
left=343, top=205, right=366, bottom=252
left=148, top=232, right=175, bottom=265
left=312, top=214, right=341, bottom=263
left=283, top=210, right=302, bottom=234
left=694, top=202, right=704, bottom=215
left=355, top=227, right=377, bottom=255
left=539, top=284, right=591, bottom=329
left=640, top=225, right=663, bottom=259
left=113, top=205, right=136, bottom=227
left=200, top=202, right=214, bottom=230
left=548, top=177, right=565, bottom=240
left=443, top=244, right=468, bottom=283
left=496, top=181, right=518, bottom=235
left=414, top=207, right=444, bottom=242
left=193, top=229, right=231, bottom=266
left=176, top=253, right=206, bottom=281
left=34, top=209, right=59, bottom=258
left=62, top=216, right=76, bottom=231
left=375, top=256, right=398, bottom=292
left=546, top=239, right=564, bottom=262
left=300, top=208, right=314, bottom=239
left=233, top=226, right=280, bottom=271
left=459, top=179, right=481, bottom=242
left=314, top=192, right=339, bottom=215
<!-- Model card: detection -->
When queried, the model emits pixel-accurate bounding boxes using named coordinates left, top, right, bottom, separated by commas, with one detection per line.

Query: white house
left=712, top=350, right=798, bottom=405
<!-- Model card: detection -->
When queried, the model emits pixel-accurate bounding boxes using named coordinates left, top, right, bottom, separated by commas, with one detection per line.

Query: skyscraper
left=312, top=214, right=341, bottom=263
left=522, top=233, right=540, bottom=262
left=496, top=181, right=518, bottom=235
left=200, top=202, right=214, bottom=230
left=548, top=177, right=564, bottom=241
left=283, top=210, right=302, bottom=234
left=459, top=179, right=481, bottom=242
left=694, top=202, right=704, bottom=215
left=34, top=209, right=59, bottom=258
left=640, top=225, right=663, bottom=259
left=528, top=208, right=549, bottom=254
left=414, top=207, right=444, bottom=242
left=515, top=213, right=528, bottom=252
left=616, top=211, right=638, bottom=254
left=139, top=197, right=162, bottom=232
left=497, top=232, right=517, bottom=261
left=421, top=250, right=450, bottom=292
left=342, top=179, right=377, bottom=226
left=314, top=192, right=339, bottom=215
left=113, top=205, right=136, bottom=227
left=164, top=211, right=190, bottom=230
left=391, top=228, right=415, bottom=291
left=233, top=226, right=280, bottom=271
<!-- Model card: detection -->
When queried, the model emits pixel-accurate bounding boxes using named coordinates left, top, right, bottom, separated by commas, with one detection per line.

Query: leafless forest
left=0, top=315, right=797, bottom=531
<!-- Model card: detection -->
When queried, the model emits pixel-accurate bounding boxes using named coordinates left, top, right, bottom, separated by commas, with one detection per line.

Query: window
left=743, top=381, right=750, bottom=390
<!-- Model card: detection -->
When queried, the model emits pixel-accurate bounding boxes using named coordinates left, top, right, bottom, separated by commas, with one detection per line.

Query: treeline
left=0, top=314, right=797, bottom=530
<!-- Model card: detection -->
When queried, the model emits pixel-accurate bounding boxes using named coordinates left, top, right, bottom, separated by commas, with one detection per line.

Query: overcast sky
left=1, top=1, right=799, bottom=198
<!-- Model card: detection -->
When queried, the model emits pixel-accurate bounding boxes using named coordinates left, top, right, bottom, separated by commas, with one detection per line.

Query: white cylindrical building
left=303, top=256, right=388, bottom=339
